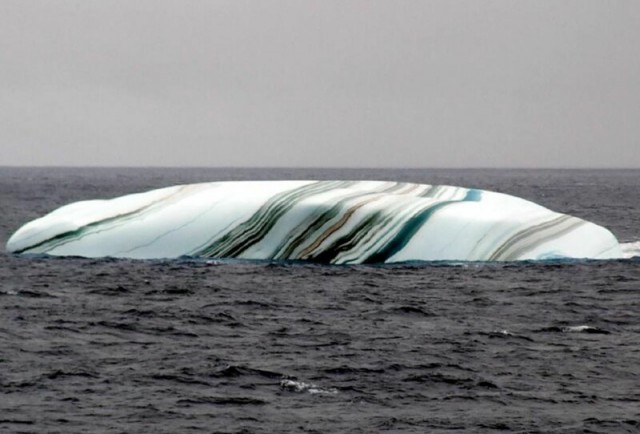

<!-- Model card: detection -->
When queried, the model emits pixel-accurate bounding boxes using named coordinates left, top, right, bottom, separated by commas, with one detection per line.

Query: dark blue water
left=1, top=168, right=639, bottom=433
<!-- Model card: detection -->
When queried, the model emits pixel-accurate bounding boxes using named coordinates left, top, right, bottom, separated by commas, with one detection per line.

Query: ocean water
left=1, top=167, right=639, bottom=434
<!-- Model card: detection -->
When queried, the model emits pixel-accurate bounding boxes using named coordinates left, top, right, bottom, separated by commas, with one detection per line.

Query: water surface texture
left=1, top=168, right=639, bottom=433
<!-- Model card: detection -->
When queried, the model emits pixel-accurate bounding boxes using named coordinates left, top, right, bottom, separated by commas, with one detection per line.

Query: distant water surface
left=1, top=167, right=639, bottom=433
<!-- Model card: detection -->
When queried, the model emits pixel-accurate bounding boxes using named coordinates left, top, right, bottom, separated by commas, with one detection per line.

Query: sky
left=1, top=1, right=639, bottom=168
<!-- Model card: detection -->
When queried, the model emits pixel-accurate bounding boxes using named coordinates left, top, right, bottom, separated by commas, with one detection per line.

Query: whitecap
left=562, top=325, right=593, bottom=332
left=495, top=329, right=513, bottom=336
left=620, top=241, right=640, bottom=259
left=280, top=379, right=338, bottom=395
left=561, top=325, right=610, bottom=334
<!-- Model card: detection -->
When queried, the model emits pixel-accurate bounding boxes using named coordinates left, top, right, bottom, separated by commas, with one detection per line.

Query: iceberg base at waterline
left=6, top=180, right=622, bottom=264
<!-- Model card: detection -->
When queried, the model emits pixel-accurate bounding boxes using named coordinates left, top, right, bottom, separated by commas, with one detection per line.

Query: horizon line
left=1, top=165, right=639, bottom=171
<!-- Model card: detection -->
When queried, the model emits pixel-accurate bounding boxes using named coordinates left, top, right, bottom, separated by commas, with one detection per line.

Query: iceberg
left=6, top=180, right=622, bottom=263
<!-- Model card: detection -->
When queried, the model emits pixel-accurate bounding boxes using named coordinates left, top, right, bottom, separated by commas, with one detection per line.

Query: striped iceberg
left=6, top=180, right=622, bottom=263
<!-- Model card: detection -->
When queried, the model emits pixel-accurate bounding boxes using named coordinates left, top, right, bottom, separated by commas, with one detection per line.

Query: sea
left=1, top=167, right=639, bottom=434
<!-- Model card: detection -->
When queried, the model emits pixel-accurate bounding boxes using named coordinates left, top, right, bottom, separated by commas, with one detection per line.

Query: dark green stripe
left=196, top=181, right=352, bottom=257
left=12, top=189, right=186, bottom=254
left=363, top=189, right=481, bottom=264
left=307, top=211, right=387, bottom=264
left=273, top=182, right=411, bottom=260
left=362, top=202, right=450, bottom=264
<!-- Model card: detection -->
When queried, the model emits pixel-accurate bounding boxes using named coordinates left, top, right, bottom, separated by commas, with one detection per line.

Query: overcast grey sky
left=1, top=1, right=639, bottom=168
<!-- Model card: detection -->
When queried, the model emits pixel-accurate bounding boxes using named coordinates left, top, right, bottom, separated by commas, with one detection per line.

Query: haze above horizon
left=1, top=1, right=639, bottom=168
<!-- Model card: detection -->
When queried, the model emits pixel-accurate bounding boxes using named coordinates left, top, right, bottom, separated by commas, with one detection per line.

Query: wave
left=280, top=379, right=338, bottom=395
left=620, top=241, right=640, bottom=259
